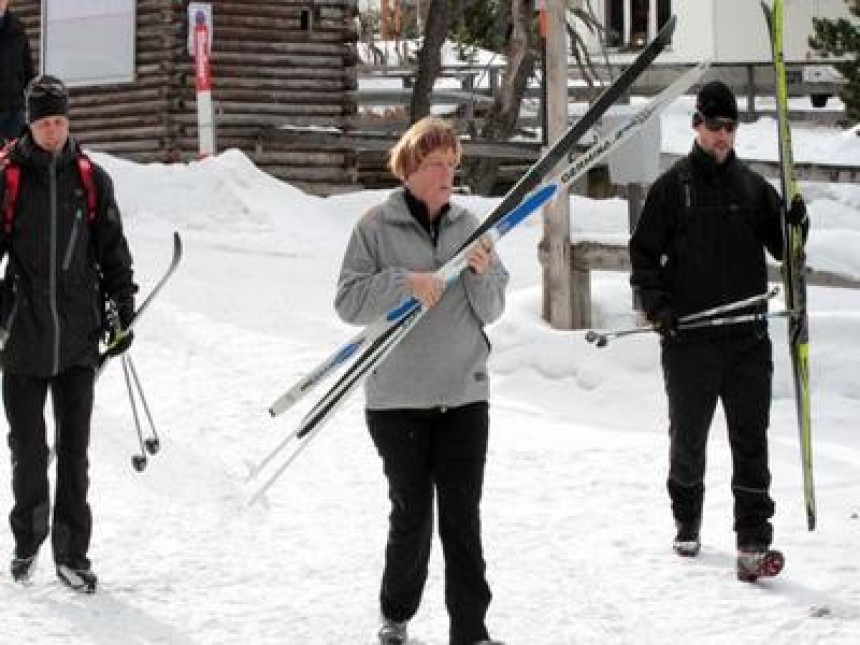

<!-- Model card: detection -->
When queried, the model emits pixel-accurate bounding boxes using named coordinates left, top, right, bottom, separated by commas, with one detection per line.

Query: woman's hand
left=407, top=272, right=445, bottom=308
left=466, top=237, right=493, bottom=275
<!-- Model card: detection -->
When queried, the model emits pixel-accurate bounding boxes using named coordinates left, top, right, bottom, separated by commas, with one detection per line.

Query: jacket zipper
left=1, top=279, right=20, bottom=346
left=62, top=208, right=82, bottom=272
left=49, top=157, right=60, bottom=375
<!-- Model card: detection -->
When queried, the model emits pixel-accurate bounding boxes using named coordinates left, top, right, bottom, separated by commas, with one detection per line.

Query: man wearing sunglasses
left=629, top=80, right=808, bottom=581
left=0, top=0, right=35, bottom=142
left=0, top=75, right=137, bottom=593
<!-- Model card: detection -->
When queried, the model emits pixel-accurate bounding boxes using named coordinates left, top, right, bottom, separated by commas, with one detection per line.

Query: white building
left=586, top=0, right=852, bottom=63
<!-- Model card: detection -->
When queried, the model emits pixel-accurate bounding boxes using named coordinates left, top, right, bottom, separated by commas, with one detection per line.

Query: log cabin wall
left=14, top=0, right=360, bottom=195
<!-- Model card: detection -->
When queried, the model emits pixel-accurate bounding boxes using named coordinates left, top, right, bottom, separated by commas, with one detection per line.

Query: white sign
left=42, top=0, right=136, bottom=86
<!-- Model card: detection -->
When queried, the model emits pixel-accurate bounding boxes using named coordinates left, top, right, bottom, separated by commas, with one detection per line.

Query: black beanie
left=26, top=75, right=70, bottom=123
left=695, top=80, right=738, bottom=122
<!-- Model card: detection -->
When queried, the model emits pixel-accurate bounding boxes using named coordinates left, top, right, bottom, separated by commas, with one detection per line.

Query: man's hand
left=786, top=195, right=808, bottom=226
left=650, top=306, right=678, bottom=337
left=105, top=327, right=133, bottom=357
left=103, top=297, right=135, bottom=357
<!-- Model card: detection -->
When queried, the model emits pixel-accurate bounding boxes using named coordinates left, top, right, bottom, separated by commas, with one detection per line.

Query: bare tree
left=565, top=0, right=608, bottom=91
left=409, top=0, right=450, bottom=121
left=463, top=0, right=537, bottom=195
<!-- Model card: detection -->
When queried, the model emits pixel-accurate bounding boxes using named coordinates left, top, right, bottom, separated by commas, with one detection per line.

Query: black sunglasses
left=697, top=112, right=738, bottom=133
left=26, top=79, right=67, bottom=100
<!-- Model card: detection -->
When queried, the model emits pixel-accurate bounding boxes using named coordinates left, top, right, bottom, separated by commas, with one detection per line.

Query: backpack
left=0, top=139, right=97, bottom=236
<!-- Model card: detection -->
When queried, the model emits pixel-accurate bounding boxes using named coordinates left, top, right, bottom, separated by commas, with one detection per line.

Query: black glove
left=650, top=306, right=678, bottom=338
left=103, top=297, right=135, bottom=357
left=117, top=298, right=135, bottom=330
left=787, top=195, right=808, bottom=226
left=105, top=327, right=134, bottom=357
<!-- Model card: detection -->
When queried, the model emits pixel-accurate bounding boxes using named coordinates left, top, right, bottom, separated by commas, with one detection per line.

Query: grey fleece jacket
left=335, top=188, right=509, bottom=410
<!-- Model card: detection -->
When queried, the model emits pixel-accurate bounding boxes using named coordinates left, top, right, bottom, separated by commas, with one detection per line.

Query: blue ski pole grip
left=495, top=183, right=558, bottom=237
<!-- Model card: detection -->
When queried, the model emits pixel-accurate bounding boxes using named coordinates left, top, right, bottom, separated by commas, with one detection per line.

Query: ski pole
left=125, top=354, right=161, bottom=457
left=680, top=287, right=779, bottom=323
left=585, top=290, right=782, bottom=347
left=121, top=353, right=149, bottom=472
left=247, top=308, right=422, bottom=503
left=586, top=309, right=794, bottom=348
left=246, top=424, right=324, bottom=507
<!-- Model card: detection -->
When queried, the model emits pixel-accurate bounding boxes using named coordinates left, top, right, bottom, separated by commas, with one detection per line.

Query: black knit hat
left=26, top=75, right=69, bottom=123
left=695, top=80, right=738, bottom=122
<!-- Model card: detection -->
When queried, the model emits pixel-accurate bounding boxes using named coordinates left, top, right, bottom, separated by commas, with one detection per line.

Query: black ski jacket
left=0, top=134, right=136, bottom=376
left=629, top=143, right=784, bottom=340
left=0, top=10, right=35, bottom=112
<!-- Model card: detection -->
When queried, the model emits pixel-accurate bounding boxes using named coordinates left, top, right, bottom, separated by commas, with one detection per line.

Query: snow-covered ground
left=0, top=107, right=858, bottom=643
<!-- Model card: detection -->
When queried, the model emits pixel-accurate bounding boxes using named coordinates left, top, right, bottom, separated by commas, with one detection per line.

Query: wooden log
left=71, top=88, right=169, bottom=106
left=75, top=126, right=169, bottom=144
left=171, top=114, right=350, bottom=128
left=81, top=140, right=165, bottom=153
left=69, top=103, right=171, bottom=120
left=176, top=101, right=345, bottom=116
left=73, top=114, right=167, bottom=130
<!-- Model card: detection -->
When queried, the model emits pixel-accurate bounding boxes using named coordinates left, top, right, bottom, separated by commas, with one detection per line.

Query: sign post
left=189, top=3, right=216, bottom=157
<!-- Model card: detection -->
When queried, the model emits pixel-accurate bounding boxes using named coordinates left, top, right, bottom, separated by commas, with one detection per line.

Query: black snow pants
left=661, top=334, right=775, bottom=549
left=367, top=401, right=492, bottom=645
left=3, top=365, right=94, bottom=568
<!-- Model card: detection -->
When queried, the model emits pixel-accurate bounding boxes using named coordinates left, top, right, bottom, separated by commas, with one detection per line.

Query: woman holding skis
left=334, top=116, right=507, bottom=645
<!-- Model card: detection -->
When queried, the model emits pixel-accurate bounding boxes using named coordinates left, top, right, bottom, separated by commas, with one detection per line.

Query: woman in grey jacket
left=335, top=117, right=508, bottom=645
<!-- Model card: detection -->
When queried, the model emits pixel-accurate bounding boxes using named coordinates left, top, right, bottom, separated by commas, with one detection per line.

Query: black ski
left=454, top=15, right=678, bottom=256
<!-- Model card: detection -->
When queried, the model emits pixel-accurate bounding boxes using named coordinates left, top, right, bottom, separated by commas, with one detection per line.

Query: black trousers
left=3, top=365, right=94, bottom=567
left=367, top=402, right=492, bottom=645
left=661, top=334, right=775, bottom=549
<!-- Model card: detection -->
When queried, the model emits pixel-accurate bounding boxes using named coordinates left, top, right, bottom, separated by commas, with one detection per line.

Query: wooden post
left=540, top=0, right=576, bottom=329
left=647, top=0, right=657, bottom=44
left=746, top=64, right=757, bottom=121
left=624, top=0, right=632, bottom=47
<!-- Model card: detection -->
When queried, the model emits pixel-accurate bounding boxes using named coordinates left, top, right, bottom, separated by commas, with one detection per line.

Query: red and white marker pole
left=193, top=12, right=216, bottom=157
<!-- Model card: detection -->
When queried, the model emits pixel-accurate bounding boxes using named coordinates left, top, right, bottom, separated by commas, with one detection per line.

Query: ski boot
left=378, top=617, right=408, bottom=645
left=737, top=548, right=784, bottom=583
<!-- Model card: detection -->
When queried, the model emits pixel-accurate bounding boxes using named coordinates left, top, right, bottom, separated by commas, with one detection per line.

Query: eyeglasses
left=418, top=158, right=459, bottom=172
left=697, top=112, right=738, bottom=134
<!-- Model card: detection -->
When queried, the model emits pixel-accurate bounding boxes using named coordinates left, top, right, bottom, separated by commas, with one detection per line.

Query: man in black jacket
left=629, top=81, right=807, bottom=582
left=0, top=75, right=137, bottom=593
left=0, top=0, right=35, bottom=142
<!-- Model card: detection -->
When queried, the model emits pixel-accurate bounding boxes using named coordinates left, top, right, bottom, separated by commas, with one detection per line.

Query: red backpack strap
left=2, top=142, right=20, bottom=236
left=75, top=153, right=97, bottom=224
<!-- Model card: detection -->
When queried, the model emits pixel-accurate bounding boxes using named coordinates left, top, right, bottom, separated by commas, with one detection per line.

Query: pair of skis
left=251, top=18, right=710, bottom=502
left=762, top=0, right=816, bottom=531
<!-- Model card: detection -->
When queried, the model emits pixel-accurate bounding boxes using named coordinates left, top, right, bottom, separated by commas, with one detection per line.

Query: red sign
left=194, top=23, right=211, bottom=92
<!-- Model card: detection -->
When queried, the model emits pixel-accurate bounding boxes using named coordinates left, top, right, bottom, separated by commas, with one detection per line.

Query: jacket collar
left=11, top=132, right=78, bottom=169
left=382, top=187, right=464, bottom=227
left=690, top=141, right=737, bottom=178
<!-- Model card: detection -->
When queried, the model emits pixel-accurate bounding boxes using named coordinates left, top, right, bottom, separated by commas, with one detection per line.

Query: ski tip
left=660, top=15, right=677, bottom=42
left=760, top=1, right=774, bottom=26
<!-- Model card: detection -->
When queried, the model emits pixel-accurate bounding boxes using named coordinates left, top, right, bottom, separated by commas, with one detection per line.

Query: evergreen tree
left=810, top=0, right=860, bottom=123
